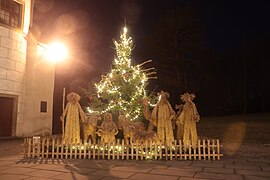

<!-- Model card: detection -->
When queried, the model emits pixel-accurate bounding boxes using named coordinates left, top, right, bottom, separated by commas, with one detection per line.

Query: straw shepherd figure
left=178, top=93, right=200, bottom=147
left=61, top=92, right=86, bottom=144
left=151, top=91, right=175, bottom=145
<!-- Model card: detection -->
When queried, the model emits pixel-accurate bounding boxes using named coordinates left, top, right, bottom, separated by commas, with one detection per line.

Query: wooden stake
left=62, top=87, right=66, bottom=139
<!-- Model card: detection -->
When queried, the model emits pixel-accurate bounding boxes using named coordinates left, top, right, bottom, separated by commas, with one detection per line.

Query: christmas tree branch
left=137, top=60, right=152, bottom=67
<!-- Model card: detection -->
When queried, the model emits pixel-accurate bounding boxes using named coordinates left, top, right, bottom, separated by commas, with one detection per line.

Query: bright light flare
left=44, top=42, right=68, bottom=63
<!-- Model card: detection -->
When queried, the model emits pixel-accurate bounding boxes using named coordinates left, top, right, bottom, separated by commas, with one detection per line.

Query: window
left=40, top=101, right=47, bottom=113
left=0, top=0, right=22, bottom=29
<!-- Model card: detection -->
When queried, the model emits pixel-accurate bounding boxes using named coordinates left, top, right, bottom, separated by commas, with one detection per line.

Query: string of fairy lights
left=87, top=27, right=156, bottom=121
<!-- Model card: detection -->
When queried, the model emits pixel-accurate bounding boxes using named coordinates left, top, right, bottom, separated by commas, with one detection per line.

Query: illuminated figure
left=61, top=92, right=85, bottom=144
left=118, top=111, right=145, bottom=144
left=118, top=113, right=132, bottom=143
left=83, top=114, right=101, bottom=143
left=151, top=91, right=175, bottom=145
left=97, top=112, right=118, bottom=143
left=178, top=93, right=200, bottom=147
left=174, top=104, right=184, bottom=140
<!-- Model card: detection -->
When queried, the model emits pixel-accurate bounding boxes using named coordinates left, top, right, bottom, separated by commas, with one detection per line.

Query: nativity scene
left=24, top=26, right=222, bottom=161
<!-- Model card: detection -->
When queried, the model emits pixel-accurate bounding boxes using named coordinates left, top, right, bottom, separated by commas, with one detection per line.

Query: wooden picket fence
left=23, top=136, right=223, bottom=160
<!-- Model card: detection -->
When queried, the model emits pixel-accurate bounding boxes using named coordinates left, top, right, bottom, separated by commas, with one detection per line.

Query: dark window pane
left=40, top=101, right=47, bottom=113
left=0, top=0, right=22, bottom=29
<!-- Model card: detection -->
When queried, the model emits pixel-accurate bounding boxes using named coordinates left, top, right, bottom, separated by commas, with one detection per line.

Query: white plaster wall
left=22, top=36, right=55, bottom=136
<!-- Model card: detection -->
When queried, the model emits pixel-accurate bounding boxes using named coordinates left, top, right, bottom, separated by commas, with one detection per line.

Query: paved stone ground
left=0, top=138, right=24, bottom=157
left=0, top=154, right=270, bottom=180
left=0, top=138, right=270, bottom=180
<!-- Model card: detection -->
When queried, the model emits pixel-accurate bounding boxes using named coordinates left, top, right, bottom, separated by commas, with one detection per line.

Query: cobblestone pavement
left=0, top=139, right=270, bottom=180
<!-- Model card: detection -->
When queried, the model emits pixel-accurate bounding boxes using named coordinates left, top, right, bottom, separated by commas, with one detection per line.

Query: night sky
left=32, top=0, right=270, bottom=133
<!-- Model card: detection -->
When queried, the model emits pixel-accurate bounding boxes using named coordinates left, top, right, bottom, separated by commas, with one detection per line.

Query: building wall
left=0, top=23, right=27, bottom=136
left=0, top=0, right=55, bottom=137
left=22, top=33, right=55, bottom=136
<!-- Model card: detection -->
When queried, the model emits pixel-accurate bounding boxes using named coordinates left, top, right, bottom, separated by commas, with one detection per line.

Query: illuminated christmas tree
left=86, top=27, right=156, bottom=121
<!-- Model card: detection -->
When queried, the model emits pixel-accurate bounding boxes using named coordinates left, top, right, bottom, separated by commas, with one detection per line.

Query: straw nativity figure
left=151, top=91, right=175, bottom=145
left=61, top=92, right=86, bottom=144
left=174, top=104, right=184, bottom=140
left=118, top=112, right=133, bottom=143
left=118, top=110, right=147, bottom=144
left=97, top=112, right=118, bottom=144
left=83, top=113, right=101, bottom=143
left=177, top=93, right=200, bottom=147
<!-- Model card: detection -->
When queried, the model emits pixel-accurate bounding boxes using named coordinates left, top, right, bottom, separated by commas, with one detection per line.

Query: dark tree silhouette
left=145, top=6, right=205, bottom=94
left=142, top=6, right=219, bottom=113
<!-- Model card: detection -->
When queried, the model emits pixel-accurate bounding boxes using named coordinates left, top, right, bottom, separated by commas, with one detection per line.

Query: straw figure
left=83, top=114, right=101, bottom=143
left=61, top=92, right=86, bottom=144
left=118, top=112, right=145, bottom=144
left=118, top=113, right=133, bottom=143
left=151, top=91, right=175, bottom=145
left=177, top=93, right=200, bottom=147
left=141, top=97, right=156, bottom=131
left=174, top=104, right=184, bottom=140
left=97, top=112, right=118, bottom=144
left=131, top=127, right=159, bottom=145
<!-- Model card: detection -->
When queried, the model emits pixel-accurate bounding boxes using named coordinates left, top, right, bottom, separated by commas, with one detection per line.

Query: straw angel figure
left=61, top=92, right=86, bottom=144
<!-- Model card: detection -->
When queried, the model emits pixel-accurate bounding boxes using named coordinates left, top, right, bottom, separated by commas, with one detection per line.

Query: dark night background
left=31, top=0, right=270, bottom=134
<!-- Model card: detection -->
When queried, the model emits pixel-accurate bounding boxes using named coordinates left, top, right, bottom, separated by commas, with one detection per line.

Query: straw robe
left=98, top=113, right=118, bottom=144
left=61, top=92, right=85, bottom=144
left=178, top=94, right=200, bottom=147
left=151, top=91, right=175, bottom=145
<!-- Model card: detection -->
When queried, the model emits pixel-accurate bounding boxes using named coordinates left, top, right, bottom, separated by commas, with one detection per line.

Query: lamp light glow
left=44, top=42, right=68, bottom=63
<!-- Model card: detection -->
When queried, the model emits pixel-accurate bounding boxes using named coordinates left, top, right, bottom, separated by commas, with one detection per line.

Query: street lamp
left=29, top=40, right=68, bottom=137
left=37, top=41, right=68, bottom=63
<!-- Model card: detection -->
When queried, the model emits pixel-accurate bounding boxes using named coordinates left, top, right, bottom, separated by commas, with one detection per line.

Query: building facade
left=0, top=0, right=54, bottom=137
